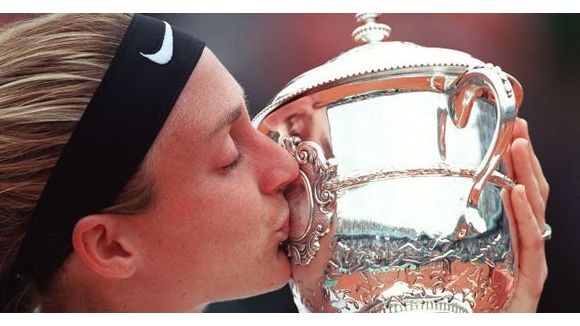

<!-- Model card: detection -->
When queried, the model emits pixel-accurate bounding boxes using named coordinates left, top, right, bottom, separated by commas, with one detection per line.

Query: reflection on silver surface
left=255, top=14, right=522, bottom=313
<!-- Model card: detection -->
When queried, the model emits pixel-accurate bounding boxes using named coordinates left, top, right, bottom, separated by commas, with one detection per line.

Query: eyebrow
left=206, top=101, right=244, bottom=139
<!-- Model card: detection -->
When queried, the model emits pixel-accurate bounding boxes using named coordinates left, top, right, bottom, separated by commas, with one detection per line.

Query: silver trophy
left=253, top=14, right=523, bottom=313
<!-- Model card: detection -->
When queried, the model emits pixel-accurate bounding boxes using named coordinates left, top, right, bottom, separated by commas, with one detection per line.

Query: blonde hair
left=0, top=13, right=155, bottom=312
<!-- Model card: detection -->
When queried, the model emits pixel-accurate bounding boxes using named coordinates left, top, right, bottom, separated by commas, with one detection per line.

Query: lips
left=280, top=219, right=290, bottom=235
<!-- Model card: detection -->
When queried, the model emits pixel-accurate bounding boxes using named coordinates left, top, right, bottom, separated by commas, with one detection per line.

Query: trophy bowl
left=253, top=14, right=524, bottom=313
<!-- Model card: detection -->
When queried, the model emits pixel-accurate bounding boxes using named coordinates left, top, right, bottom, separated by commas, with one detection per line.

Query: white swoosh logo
left=140, top=21, right=173, bottom=65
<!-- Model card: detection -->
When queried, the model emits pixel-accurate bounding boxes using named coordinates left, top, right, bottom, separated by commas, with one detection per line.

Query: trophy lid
left=253, top=14, right=522, bottom=125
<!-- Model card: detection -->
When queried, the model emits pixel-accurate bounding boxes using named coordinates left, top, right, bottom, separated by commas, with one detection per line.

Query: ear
left=71, top=214, right=139, bottom=279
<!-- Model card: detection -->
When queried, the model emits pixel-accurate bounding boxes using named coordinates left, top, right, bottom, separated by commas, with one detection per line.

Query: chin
left=267, top=247, right=292, bottom=289
left=237, top=259, right=291, bottom=299
left=277, top=246, right=292, bottom=272
left=220, top=255, right=292, bottom=302
left=245, top=242, right=291, bottom=295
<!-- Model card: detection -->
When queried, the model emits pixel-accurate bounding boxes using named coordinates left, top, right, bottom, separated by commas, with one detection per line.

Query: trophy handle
left=448, top=65, right=518, bottom=237
left=281, top=136, right=337, bottom=265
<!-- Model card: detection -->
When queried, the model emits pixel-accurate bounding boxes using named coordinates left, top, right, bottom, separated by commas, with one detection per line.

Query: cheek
left=137, top=173, right=290, bottom=300
left=159, top=183, right=271, bottom=260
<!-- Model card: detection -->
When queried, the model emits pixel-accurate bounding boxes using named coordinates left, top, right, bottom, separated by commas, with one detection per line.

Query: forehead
left=159, top=48, right=244, bottom=147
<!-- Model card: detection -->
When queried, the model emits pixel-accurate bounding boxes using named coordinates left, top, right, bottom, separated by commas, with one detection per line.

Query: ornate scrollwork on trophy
left=282, top=136, right=337, bottom=266
left=322, top=220, right=515, bottom=312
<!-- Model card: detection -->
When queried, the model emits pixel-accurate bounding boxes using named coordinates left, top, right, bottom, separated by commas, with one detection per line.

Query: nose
left=254, top=131, right=299, bottom=194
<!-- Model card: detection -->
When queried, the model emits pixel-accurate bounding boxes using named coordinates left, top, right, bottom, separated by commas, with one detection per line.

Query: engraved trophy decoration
left=253, top=14, right=523, bottom=312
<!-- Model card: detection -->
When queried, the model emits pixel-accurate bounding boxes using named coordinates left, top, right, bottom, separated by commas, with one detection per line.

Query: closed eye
left=223, top=152, right=243, bottom=172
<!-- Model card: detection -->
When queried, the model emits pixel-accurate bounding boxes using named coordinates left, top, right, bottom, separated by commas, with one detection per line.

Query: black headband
left=12, top=14, right=205, bottom=286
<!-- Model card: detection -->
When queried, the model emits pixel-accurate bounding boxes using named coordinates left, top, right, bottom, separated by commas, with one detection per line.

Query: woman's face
left=130, top=49, right=299, bottom=310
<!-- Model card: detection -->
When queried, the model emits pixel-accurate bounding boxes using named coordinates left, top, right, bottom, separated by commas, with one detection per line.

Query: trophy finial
left=352, top=13, right=391, bottom=44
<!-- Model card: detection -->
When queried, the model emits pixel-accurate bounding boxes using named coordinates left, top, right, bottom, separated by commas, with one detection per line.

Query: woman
left=0, top=13, right=548, bottom=312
